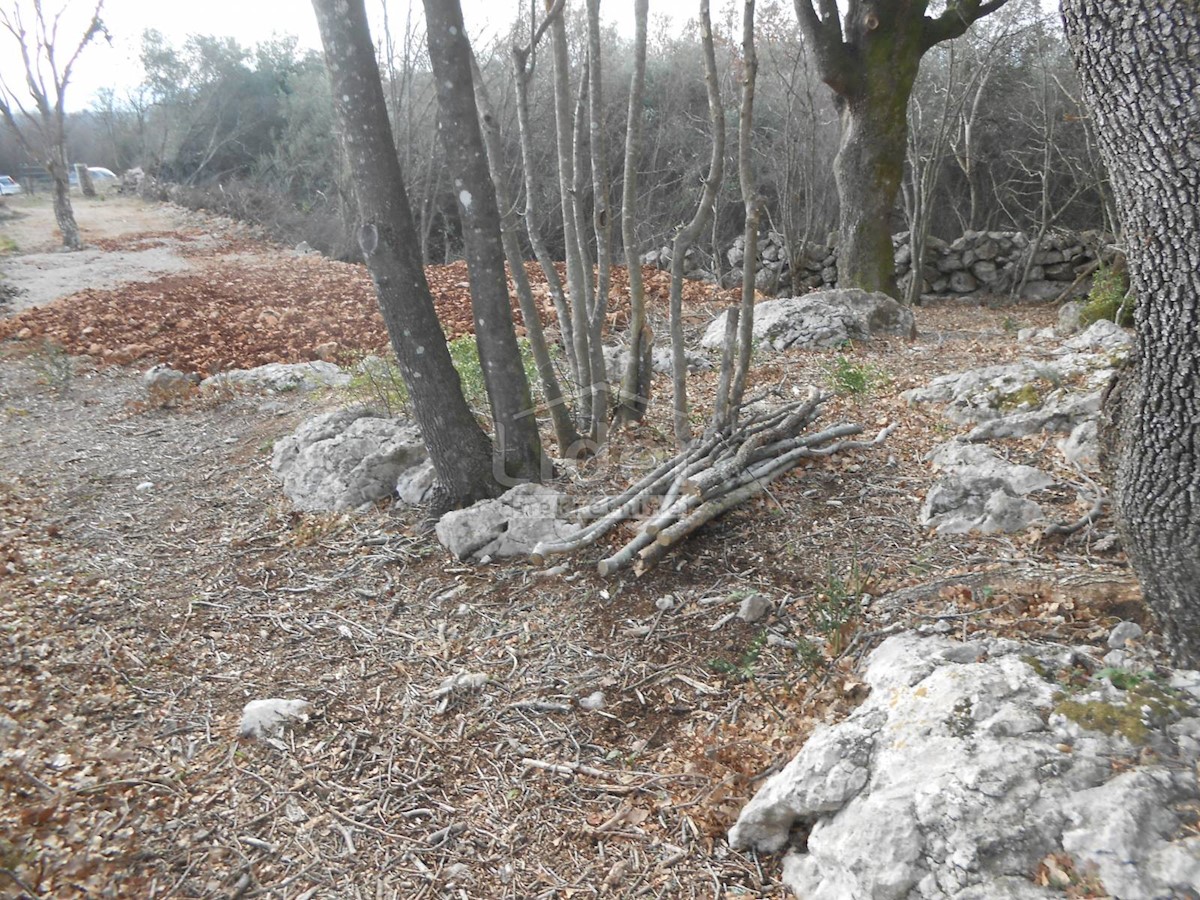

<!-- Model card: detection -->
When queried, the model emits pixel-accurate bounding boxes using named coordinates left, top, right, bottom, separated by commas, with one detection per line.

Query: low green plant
left=710, top=630, right=787, bottom=721
left=1080, top=263, right=1134, bottom=327
left=823, top=354, right=887, bottom=397
left=447, top=334, right=541, bottom=416
left=346, top=337, right=542, bottom=421
left=811, top=564, right=872, bottom=655
left=710, top=629, right=768, bottom=681
left=344, top=352, right=411, bottom=416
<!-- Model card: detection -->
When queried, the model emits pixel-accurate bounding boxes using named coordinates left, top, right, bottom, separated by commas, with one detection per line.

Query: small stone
left=135, top=481, right=155, bottom=492
left=1107, top=621, right=1144, bottom=649
left=738, top=593, right=772, bottom=623
left=580, top=691, right=606, bottom=711
left=239, top=698, right=311, bottom=739
left=655, top=596, right=675, bottom=611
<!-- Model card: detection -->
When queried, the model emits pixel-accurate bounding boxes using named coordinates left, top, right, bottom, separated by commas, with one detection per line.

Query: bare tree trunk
left=312, top=0, right=498, bottom=512
left=548, top=6, right=595, bottom=438
left=1061, top=0, right=1200, bottom=665
left=902, top=47, right=959, bottom=306
left=75, top=163, right=96, bottom=198
left=470, top=51, right=581, bottom=455
left=792, top=0, right=1011, bottom=298
left=0, top=0, right=104, bottom=252
left=726, top=0, right=761, bottom=422
left=511, top=2, right=575, bottom=382
left=423, top=0, right=545, bottom=484
left=615, top=0, right=652, bottom=425
left=584, top=0, right=612, bottom=445
left=50, top=159, right=81, bottom=249
left=668, top=0, right=724, bottom=448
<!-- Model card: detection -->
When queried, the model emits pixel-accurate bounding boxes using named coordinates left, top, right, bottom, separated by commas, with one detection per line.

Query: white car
left=0, top=175, right=22, bottom=196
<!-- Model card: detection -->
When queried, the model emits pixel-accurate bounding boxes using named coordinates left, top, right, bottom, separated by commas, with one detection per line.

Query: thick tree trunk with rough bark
left=834, top=83, right=912, bottom=297
left=792, top=0, right=1008, bottom=299
left=1061, top=0, right=1200, bottom=666
left=423, top=0, right=545, bottom=484
left=312, top=0, right=498, bottom=512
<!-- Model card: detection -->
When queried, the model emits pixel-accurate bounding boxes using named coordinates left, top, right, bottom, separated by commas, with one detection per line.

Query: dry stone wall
left=642, top=229, right=1115, bottom=302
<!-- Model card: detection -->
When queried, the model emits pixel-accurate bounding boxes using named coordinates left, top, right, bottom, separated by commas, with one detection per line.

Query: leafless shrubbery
left=167, top=180, right=358, bottom=260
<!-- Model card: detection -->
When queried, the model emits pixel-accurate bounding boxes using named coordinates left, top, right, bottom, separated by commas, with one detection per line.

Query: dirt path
left=0, top=199, right=1139, bottom=898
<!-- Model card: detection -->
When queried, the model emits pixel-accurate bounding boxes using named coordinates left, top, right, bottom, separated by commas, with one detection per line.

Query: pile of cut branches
left=533, top=388, right=894, bottom=575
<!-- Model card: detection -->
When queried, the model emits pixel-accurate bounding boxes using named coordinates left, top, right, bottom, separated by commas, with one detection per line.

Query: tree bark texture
left=668, top=0, right=724, bottom=447
left=548, top=8, right=595, bottom=434
left=1061, top=0, right=1200, bottom=665
left=312, top=0, right=498, bottom=512
left=470, top=51, right=581, bottom=455
left=585, top=0, right=612, bottom=445
left=615, top=0, right=652, bottom=425
left=423, top=0, right=545, bottom=483
left=793, top=0, right=1009, bottom=299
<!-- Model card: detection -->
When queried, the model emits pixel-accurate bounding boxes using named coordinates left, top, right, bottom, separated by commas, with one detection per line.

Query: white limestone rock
left=701, top=289, right=915, bottom=353
left=920, top=443, right=1052, bottom=534
left=240, top=698, right=311, bottom=740
left=396, top=458, right=438, bottom=505
left=202, top=360, right=351, bottom=393
left=435, top=483, right=580, bottom=561
left=964, top=390, right=1101, bottom=442
left=271, top=408, right=427, bottom=512
left=1060, top=319, right=1132, bottom=356
left=730, top=633, right=1200, bottom=900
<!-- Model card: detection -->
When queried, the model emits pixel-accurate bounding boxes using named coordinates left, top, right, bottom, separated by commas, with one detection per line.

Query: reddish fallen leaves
left=0, top=237, right=734, bottom=375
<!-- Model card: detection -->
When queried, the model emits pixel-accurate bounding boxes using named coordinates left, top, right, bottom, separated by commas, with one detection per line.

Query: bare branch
left=922, top=0, right=1013, bottom=52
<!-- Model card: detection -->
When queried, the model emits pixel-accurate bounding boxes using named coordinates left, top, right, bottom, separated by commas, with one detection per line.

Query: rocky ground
left=0, top=194, right=1155, bottom=898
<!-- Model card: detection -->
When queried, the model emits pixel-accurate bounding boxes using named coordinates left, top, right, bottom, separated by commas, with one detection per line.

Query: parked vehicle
left=67, top=166, right=118, bottom=188
left=0, top=175, right=22, bottom=196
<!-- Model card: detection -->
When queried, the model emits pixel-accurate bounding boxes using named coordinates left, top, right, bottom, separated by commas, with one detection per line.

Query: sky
left=1, top=0, right=702, bottom=112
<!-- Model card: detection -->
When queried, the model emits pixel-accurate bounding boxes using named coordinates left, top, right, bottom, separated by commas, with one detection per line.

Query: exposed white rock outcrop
left=436, top=483, right=580, bottom=561
left=271, top=408, right=427, bottom=511
left=701, top=289, right=915, bottom=353
left=730, top=632, right=1200, bottom=900
left=202, top=360, right=351, bottom=393
left=920, top=443, right=1052, bottom=534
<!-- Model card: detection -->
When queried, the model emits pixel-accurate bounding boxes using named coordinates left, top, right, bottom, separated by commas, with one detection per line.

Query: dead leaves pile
left=0, top=230, right=736, bottom=377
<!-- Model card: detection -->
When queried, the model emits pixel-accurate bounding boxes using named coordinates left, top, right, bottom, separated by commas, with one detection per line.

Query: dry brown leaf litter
left=0, top=204, right=1143, bottom=899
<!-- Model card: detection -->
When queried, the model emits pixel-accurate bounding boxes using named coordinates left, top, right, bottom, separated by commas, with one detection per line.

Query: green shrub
left=345, top=353, right=410, bottom=415
left=823, top=354, right=888, bottom=397
left=1080, top=264, right=1134, bottom=327
left=348, top=337, right=541, bottom=421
